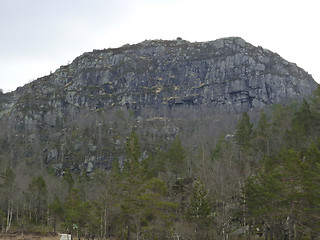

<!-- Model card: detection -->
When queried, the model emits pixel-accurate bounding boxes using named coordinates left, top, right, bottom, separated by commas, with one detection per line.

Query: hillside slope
left=0, top=37, right=317, bottom=171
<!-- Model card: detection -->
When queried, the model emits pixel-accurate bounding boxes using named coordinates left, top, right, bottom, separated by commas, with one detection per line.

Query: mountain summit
left=0, top=37, right=318, bottom=169
left=3, top=37, right=317, bottom=113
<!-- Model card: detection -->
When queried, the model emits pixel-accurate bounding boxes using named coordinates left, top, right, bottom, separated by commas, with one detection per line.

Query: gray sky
left=1, top=0, right=319, bottom=92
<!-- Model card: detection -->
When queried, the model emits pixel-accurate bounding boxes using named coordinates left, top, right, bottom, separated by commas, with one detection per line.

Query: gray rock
left=87, top=161, right=94, bottom=173
left=0, top=36, right=318, bottom=169
left=47, top=149, right=59, bottom=163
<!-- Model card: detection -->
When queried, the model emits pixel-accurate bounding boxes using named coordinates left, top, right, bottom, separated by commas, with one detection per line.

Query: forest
left=1, top=86, right=320, bottom=239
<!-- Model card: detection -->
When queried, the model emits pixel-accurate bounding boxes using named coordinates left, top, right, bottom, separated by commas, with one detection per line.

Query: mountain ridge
left=0, top=36, right=318, bottom=170
left=2, top=37, right=317, bottom=115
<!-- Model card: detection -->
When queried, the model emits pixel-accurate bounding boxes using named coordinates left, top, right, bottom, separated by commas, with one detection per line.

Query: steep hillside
left=0, top=37, right=317, bottom=172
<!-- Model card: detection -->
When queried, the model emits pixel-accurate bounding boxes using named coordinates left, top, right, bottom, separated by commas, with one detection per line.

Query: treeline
left=0, top=131, right=215, bottom=239
left=241, top=87, right=320, bottom=239
left=1, top=87, right=320, bottom=239
left=210, top=86, right=320, bottom=239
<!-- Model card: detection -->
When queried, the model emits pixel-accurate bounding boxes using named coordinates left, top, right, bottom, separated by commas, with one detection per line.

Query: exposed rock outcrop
left=0, top=37, right=318, bottom=170
left=4, top=38, right=317, bottom=115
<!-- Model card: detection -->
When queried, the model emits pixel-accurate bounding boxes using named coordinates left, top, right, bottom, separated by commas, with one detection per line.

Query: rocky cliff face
left=0, top=37, right=318, bottom=171
left=3, top=37, right=317, bottom=115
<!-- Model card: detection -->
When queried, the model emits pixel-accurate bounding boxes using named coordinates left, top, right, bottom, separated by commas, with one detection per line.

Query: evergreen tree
left=235, top=112, right=253, bottom=167
left=269, top=104, right=293, bottom=152
left=63, top=169, right=74, bottom=190
left=119, top=130, right=146, bottom=239
left=310, top=85, right=320, bottom=137
left=235, top=112, right=253, bottom=151
left=186, top=180, right=212, bottom=220
left=167, top=136, right=187, bottom=178
left=255, top=109, right=269, bottom=138
left=64, top=188, right=89, bottom=238
left=299, top=142, right=320, bottom=236
left=252, top=109, right=271, bottom=158
left=287, top=99, right=315, bottom=149
left=125, top=130, right=141, bottom=163
left=186, top=180, right=214, bottom=239
left=117, top=131, right=176, bottom=239
left=243, top=144, right=320, bottom=238
left=211, top=136, right=228, bottom=161
left=139, top=178, right=177, bottom=239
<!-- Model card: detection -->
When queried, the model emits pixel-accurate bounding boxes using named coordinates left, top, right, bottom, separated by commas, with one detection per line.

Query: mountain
left=0, top=37, right=318, bottom=172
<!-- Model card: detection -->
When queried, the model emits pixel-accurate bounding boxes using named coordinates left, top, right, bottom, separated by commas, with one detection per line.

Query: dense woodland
left=1, top=86, right=320, bottom=239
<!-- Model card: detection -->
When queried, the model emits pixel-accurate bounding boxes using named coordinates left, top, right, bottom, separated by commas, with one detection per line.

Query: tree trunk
left=53, top=218, right=56, bottom=233
left=2, top=218, right=4, bottom=233
left=100, top=209, right=103, bottom=239
left=104, top=206, right=107, bottom=239
left=29, top=198, right=32, bottom=220
left=16, top=205, right=19, bottom=225
left=6, top=202, right=13, bottom=232
left=127, top=225, right=130, bottom=240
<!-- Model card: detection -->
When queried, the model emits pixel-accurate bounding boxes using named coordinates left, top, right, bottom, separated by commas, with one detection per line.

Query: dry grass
left=0, top=233, right=60, bottom=240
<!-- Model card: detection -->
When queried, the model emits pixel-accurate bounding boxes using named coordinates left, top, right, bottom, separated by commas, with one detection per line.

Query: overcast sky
left=0, top=0, right=319, bottom=92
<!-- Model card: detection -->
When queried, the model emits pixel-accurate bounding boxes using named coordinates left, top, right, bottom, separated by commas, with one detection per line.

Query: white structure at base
left=59, top=234, right=72, bottom=240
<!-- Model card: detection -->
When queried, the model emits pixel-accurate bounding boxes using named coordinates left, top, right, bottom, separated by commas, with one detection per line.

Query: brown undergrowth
left=0, top=232, right=59, bottom=240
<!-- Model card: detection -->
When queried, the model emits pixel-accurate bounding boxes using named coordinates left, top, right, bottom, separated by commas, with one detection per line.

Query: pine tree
left=167, top=136, right=187, bottom=178
left=125, top=130, right=141, bottom=163
left=299, top=142, right=320, bottom=236
left=252, top=110, right=270, bottom=158
left=186, top=180, right=212, bottom=221
left=255, top=110, right=269, bottom=138
left=243, top=144, right=320, bottom=238
left=64, top=188, right=88, bottom=237
left=119, top=130, right=145, bottom=239
left=287, top=99, right=315, bottom=149
left=186, top=180, right=214, bottom=239
left=235, top=112, right=253, bottom=166
left=117, top=131, right=177, bottom=239
left=235, top=112, right=252, bottom=151
left=139, top=178, right=177, bottom=239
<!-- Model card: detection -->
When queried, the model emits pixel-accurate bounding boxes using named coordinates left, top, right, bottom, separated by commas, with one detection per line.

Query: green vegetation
left=243, top=145, right=320, bottom=238
left=1, top=87, right=320, bottom=239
